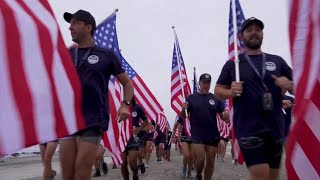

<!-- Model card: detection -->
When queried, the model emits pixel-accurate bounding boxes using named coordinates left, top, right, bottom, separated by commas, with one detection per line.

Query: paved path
left=0, top=145, right=287, bottom=180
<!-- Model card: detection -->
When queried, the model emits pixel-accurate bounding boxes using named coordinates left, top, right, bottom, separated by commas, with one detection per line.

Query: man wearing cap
left=60, top=10, right=134, bottom=180
left=181, top=73, right=229, bottom=180
left=215, top=17, right=292, bottom=180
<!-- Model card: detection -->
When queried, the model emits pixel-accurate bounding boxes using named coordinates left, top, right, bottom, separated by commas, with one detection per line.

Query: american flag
left=286, top=0, right=320, bottom=179
left=171, top=29, right=192, bottom=136
left=0, top=0, right=85, bottom=155
left=93, top=12, right=164, bottom=164
left=228, top=0, right=245, bottom=60
left=227, top=0, right=245, bottom=164
left=193, top=67, right=199, bottom=94
left=217, top=101, right=231, bottom=140
left=157, top=112, right=168, bottom=133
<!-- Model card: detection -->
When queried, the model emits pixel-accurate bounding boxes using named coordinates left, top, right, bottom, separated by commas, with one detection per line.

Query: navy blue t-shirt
left=69, top=46, right=124, bottom=130
left=131, top=104, right=148, bottom=128
left=177, top=117, right=187, bottom=137
left=186, top=92, right=224, bottom=141
left=216, top=53, right=292, bottom=138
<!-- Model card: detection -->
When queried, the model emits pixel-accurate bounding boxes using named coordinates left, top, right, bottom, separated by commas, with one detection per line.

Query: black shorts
left=165, top=143, right=172, bottom=150
left=191, top=139, right=220, bottom=147
left=60, top=127, right=104, bottom=145
left=155, top=137, right=165, bottom=146
left=137, top=131, right=146, bottom=146
left=124, top=138, right=141, bottom=152
left=145, top=133, right=154, bottom=141
left=238, top=133, right=284, bottom=168
left=40, top=140, right=58, bottom=146
left=181, top=136, right=192, bottom=144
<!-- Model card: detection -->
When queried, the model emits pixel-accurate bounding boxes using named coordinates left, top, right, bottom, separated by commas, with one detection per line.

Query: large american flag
left=0, top=0, right=85, bottom=155
left=227, top=0, right=245, bottom=164
left=286, top=0, right=320, bottom=179
left=228, top=0, right=245, bottom=60
left=171, top=29, right=192, bottom=136
left=93, top=12, right=165, bottom=165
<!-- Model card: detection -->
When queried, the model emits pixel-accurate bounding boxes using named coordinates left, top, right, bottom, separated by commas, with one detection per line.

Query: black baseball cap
left=64, top=10, right=96, bottom=30
left=240, top=17, right=264, bottom=34
left=199, top=73, right=211, bottom=82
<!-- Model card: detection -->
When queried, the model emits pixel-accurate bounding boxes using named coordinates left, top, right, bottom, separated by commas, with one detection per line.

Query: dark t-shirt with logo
left=216, top=53, right=292, bottom=139
left=131, top=103, right=148, bottom=128
left=69, top=46, right=124, bottom=130
left=186, top=92, right=224, bottom=141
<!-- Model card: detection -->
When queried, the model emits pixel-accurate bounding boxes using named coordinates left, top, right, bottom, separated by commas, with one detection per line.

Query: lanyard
left=74, top=48, right=92, bottom=67
left=244, top=53, right=269, bottom=92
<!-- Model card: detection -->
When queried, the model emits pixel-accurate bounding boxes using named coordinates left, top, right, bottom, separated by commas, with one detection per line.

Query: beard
left=243, top=36, right=262, bottom=49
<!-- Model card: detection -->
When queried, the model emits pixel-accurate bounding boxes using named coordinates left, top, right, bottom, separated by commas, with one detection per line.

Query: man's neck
left=244, top=47, right=262, bottom=55
left=198, top=90, right=209, bottom=95
left=77, top=37, right=94, bottom=48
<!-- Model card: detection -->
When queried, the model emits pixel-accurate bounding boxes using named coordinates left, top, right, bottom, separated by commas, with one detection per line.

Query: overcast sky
left=49, top=0, right=291, bottom=127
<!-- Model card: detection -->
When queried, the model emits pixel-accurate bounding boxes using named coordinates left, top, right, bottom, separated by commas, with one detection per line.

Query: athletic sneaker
left=195, top=175, right=202, bottom=180
left=145, top=164, right=149, bottom=168
left=180, top=170, right=187, bottom=178
left=102, top=162, right=108, bottom=174
left=139, top=164, right=146, bottom=174
left=133, top=175, right=139, bottom=180
left=50, top=170, right=56, bottom=180
left=158, top=160, right=162, bottom=164
left=92, top=169, right=101, bottom=177
left=186, top=171, right=194, bottom=179
left=232, top=159, right=239, bottom=165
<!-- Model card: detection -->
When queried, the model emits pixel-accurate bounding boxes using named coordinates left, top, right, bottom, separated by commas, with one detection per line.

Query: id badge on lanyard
left=244, top=53, right=273, bottom=111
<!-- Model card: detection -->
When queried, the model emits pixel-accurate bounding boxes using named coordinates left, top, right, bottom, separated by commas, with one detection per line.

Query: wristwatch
left=122, top=100, right=130, bottom=106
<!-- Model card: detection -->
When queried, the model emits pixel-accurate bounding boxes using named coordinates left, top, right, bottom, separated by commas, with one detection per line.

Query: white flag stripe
left=0, top=10, right=24, bottom=153
left=133, top=77, right=162, bottom=114
left=25, top=1, right=78, bottom=134
left=134, top=88, right=156, bottom=119
left=305, top=102, right=320, bottom=140
left=7, top=0, right=56, bottom=141
left=292, top=143, right=319, bottom=180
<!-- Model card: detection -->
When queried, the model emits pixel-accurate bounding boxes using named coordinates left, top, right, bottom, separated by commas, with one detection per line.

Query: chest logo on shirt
left=87, top=55, right=99, bottom=64
left=132, top=111, right=137, bottom=117
left=209, top=99, right=215, bottom=105
left=265, top=61, right=276, bottom=71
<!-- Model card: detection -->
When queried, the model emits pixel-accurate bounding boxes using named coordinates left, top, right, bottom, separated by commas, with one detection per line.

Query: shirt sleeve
left=216, top=60, right=233, bottom=86
left=216, top=99, right=225, bottom=113
left=280, top=58, right=293, bottom=81
left=108, top=51, right=125, bottom=76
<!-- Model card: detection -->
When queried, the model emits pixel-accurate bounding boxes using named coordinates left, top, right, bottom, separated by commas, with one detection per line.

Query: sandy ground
left=0, top=145, right=287, bottom=180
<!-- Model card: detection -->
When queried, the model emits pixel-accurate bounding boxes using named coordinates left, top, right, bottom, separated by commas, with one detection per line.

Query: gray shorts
left=60, top=127, right=104, bottom=145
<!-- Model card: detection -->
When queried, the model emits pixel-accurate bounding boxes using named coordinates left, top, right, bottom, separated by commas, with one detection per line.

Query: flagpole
left=172, top=26, right=188, bottom=117
left=232, top=0, right=240, bottom=82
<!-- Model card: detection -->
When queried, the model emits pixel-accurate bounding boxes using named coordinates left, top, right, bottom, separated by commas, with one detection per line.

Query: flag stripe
left=287, top=0, right=320, bottom=178
left=17, top=0, right=60, bottom=143
left=0, top=8, right=24, bottom=153
left=1, top=0, right=37, bottom=147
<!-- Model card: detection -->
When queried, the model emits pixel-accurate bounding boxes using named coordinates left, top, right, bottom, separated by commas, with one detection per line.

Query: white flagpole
left=172, top=26, right=188, bottom=117
left=232, top=0, right=240, bottom=82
